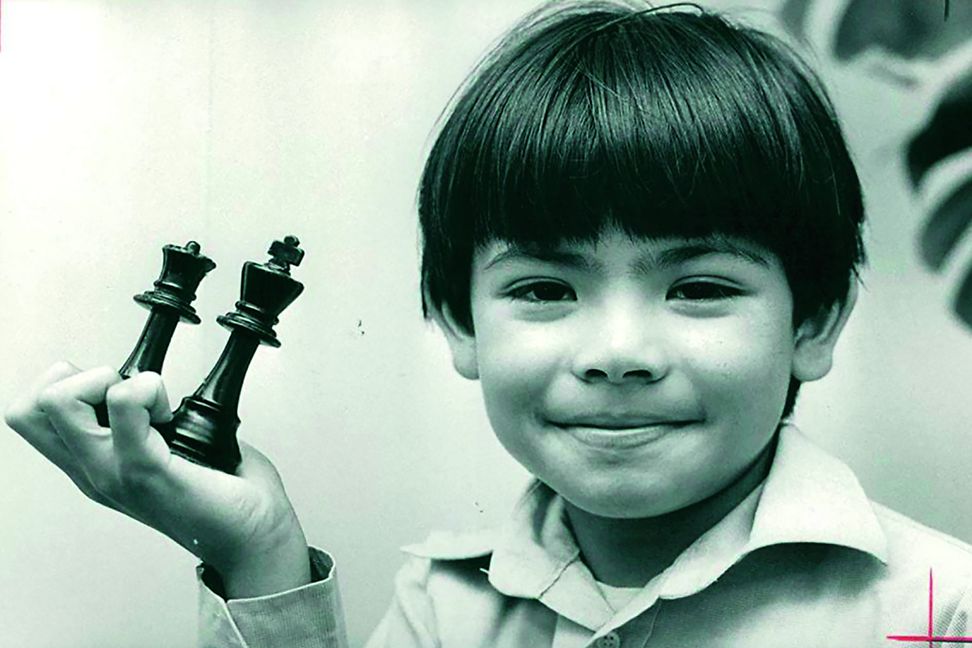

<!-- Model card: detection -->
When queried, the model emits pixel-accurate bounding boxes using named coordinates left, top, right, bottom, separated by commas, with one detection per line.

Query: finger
left=6, top=363, right=127, bottom=508
left=5, top=361, right=86, bottom=469
left=39, top=366, right=122, bottom=465
left=9, top=421, right=113, bottom=507
left=27, top=360, right=84, bottom=397
left=40, top=370, right=166, bottom=517
left=106, top=372, right=173, bottom=472
left=4, top=361, right=82, bottom=435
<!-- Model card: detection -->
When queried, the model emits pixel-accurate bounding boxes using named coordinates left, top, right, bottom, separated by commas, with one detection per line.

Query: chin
left=559, top=480, right=694, bottom=519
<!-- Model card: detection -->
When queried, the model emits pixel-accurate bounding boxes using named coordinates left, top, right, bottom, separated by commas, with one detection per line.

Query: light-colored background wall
left=1, top=1, right=969, bottom=646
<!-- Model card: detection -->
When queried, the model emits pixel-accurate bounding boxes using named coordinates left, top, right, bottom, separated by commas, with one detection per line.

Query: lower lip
left=556, top=422, right=690, bottom=450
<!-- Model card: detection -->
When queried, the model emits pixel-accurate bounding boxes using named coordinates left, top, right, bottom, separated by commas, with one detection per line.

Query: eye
left=508, top=281, right=576, bottom=303
left=667, top=280, right=741, bottom=301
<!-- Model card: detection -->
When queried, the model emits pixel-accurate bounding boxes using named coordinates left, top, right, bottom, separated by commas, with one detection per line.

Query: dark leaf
left=907, top=67, right=972, bottom=188
left=952, top=204, right=972, bottom=325
left=921, top=179, right=972, bottom=270
left=835, top=0, right=972, bottom=61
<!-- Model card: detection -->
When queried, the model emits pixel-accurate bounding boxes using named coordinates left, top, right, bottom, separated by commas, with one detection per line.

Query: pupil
left=535, top=284, right=564, bottom=300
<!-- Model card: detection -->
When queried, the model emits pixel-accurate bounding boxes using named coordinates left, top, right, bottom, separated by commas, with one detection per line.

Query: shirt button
left=595, top=631, right=621, bottom=648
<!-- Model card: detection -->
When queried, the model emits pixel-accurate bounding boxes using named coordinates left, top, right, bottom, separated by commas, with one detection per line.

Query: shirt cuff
left=197, top=547, right=349, bottom=648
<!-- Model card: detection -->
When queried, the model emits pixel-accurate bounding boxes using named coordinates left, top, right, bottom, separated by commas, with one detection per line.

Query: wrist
left=218, top=523, right=312, bottom=599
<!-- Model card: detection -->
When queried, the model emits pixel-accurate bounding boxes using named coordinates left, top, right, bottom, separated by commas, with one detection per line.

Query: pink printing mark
left=887, top=569, right=972, bottom=645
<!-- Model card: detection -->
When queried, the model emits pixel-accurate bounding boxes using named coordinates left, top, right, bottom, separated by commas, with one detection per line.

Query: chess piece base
left=157, top=397, right=242, bottom=474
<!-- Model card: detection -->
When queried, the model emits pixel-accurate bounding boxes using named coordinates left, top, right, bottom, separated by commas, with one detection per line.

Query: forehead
left=476, top=231, right=777, bottom=273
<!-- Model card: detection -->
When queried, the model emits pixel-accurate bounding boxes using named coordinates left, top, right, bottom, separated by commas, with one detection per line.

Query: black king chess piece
left=157, top=235, right=305, bottom=474
left=95, top=241, right=216, bottom=427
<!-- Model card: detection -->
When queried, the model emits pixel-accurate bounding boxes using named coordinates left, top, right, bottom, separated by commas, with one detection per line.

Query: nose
left=571, top=303, right=670, bottom=385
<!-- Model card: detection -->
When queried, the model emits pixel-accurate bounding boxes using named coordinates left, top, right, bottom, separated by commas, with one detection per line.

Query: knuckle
left=129, top=372, right=163, bottom=400
left=50, top=360, right=80, bottom=377
left=36, top=384, right=69, bottom=413
left=131, top=370, right=162, bottom=385
left=95, top=365, right=124, bottom=386
left=104, top=380, right=134, bottom=410
left=108, top=373, right=167, bottom=415
left=3, top=402, right=29, bottom=431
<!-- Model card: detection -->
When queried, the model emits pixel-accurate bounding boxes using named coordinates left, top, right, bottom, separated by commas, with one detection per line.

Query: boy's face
left=438, top=227, right=852, bottom=519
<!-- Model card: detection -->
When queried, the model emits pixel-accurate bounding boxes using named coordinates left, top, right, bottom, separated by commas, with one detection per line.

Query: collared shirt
left=199, top=425, right=972, bottom=647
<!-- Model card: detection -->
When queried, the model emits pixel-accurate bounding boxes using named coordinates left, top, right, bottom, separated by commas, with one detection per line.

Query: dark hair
left=418, top=1, right=865, bottom=418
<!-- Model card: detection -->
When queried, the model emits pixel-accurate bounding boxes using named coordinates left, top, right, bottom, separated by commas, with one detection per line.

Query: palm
left=148, top=442, right=300, bottom=571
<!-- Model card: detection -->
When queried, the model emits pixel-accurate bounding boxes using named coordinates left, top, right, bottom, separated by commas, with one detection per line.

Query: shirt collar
left=747, top=424, right=887, bottom=563
left=655, top=424, right=888, bottom=602
left=403, top=424, right=888, bottom=627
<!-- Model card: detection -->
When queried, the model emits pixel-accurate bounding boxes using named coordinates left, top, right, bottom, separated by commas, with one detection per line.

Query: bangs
left=426, top=8, right=831, bottom=249
left=420, top=3, right=864, bottom=329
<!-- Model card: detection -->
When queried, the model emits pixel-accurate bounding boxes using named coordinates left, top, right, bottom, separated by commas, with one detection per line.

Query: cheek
left=475, top=323, right=565, bottom=448
left=681, top=318, right=793, bottom=417
left=477, top=322, right=566, bottom=391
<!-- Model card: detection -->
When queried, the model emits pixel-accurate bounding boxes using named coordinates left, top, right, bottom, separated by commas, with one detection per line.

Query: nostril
left=583, top=368, right=655, bottom=383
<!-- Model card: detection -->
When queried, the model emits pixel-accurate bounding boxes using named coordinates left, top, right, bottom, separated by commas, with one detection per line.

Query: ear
left=791, top=281, right=858, bottom=382
left=429, top=302, right=480, bottom=380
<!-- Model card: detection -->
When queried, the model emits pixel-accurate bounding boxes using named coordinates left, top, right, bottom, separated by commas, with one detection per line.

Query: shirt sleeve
left=197, top=547, right=349, bottom=648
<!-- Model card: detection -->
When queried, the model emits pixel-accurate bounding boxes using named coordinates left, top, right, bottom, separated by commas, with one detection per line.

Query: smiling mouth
left=550, top=419, right=695, bottom=449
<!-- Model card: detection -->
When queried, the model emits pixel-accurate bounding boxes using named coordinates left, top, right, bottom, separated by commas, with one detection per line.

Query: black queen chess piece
left=156, top=236, right=305, bottom=473
left=95, top=241, right=216, bottom=427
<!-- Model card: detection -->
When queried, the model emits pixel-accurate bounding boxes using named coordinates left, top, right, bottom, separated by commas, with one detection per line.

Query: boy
left=6, top=2, right=972, bottom=646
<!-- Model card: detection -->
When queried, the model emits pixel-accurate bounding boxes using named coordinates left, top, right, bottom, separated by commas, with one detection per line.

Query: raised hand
left=5, top=363, right=311, bottom=598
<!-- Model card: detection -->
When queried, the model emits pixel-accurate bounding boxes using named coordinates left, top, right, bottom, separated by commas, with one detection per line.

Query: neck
left=564, top=433, right=778, bottom=588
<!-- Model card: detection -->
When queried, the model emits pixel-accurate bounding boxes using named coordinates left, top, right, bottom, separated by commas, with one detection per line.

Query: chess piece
left=95, top=241, right=216, bottom=426
left=157, top=236, right=305, bottom=474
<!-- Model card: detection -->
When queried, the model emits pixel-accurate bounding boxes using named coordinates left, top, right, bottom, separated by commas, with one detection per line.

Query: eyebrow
left=482, top=238, right=771, bottom=274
